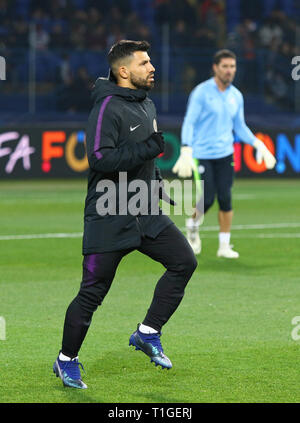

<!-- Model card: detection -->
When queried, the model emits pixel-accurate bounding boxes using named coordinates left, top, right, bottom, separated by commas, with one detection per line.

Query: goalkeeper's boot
left=53, top=354, right=87, bottom=389
left=217, top=242, right=239, bottom=259
left=129, top=324, right=172, bottom=369
left=186, top=217, right=201, bottom=255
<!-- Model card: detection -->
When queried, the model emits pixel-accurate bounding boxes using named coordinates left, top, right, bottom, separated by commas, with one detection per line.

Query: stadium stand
left=0, top=0, right=299, bottom=121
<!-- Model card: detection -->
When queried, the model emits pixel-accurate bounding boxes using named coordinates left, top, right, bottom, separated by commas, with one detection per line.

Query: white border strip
left=1, top=223, right=300, bottom=241
left=185, top=222, right=300, bottom=232
left=0, top=232, right=83, bottom=240
left=199, top=233, right=300, bottom=239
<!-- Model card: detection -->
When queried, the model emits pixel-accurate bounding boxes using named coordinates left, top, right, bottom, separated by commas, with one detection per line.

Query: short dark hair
left=213, top=49, right=236, bottom=65
left=108, top=40, right=150, bottom=77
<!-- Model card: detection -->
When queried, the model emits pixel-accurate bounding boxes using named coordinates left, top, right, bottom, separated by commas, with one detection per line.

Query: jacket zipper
left=136, top=101, right=149, bottom=238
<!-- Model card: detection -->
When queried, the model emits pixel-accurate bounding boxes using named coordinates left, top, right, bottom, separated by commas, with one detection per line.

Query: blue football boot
left=53, top=355, right=87, bottom=389
left=129, top=324, right=172, bottom=369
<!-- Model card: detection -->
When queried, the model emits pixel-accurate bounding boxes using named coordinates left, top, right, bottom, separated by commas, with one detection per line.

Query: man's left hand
left=253, top=139, right=276, bottom=169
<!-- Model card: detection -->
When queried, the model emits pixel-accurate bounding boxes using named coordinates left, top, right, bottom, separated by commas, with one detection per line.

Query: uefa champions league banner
left=0, top=125, right=299, bottom=178
left=0, top=127, right=88, bottom=178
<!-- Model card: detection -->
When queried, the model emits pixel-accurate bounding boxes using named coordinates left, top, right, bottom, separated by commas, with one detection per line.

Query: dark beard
left=219, top=75, right=234, bottom=86
left=129, top=72, right=154, bottom=91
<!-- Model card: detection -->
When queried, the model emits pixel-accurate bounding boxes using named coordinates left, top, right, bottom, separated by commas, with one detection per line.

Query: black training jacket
left=82, top=77, right=173, bottom=254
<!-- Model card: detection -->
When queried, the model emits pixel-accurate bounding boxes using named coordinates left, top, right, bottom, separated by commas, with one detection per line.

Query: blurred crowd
left=226, top=7, right=299, bottom=110
left=0, top=0, right=299, bottom=113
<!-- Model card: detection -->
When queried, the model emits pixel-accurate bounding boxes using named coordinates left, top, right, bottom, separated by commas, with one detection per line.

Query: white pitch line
left=1, top=232, right=300, bottom=241
left=199, top=233, right=300, bottom=239
left=251, top=233, right=300, bottom=239
left=0, top=232, right=83, bottom=241
left=1, top=223, right=300, bottom=241
left=182, top=222, right=300, bottom=232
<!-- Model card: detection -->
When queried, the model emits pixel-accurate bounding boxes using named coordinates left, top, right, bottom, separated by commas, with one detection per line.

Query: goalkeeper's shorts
left=193, top=154, right=234, bottom=213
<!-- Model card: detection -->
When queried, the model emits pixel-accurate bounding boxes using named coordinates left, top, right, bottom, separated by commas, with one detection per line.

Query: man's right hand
left=148, top=131, right=165, bottom=153
left=172, top=146, right=197, bottom=178
left=142, top=131, right=165, bottom=159
left=136, top=131, right=165, bottom=160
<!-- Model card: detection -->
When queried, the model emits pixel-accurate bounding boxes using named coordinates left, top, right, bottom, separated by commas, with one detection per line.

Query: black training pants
left=61, top=224, right=197, bottom=358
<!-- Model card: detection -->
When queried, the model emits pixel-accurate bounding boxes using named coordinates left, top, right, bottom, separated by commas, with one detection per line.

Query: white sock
left=219, top=232, right=230, bottom=245
left=139, top=324, right=158, bottom=334
left=59, top=352, right=77, bottom=361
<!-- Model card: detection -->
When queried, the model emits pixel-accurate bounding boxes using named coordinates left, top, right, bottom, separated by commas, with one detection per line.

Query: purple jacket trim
left=94, top=95, right=113, bottom=159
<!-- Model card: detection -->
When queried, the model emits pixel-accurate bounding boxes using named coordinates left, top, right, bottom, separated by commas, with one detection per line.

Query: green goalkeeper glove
left=172, top=146, right=197, bottom=178
left=253, top=139, right=276, bottom=169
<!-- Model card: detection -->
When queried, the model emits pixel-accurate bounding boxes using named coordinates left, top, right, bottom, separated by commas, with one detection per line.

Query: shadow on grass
left=131, top=392, right=187, bottom=403
left=49, top=349, right=186, bottom=403
left=51, top=376, right=105, bottom=403
left=51, top=386, right=103, bottom=403
left=195, top=257, right=274, bottom=275
left=87, top=350, right=187, bottom=403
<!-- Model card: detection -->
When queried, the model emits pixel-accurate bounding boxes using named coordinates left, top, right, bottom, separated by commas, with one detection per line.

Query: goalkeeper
left=172, top=49, right=276, bottom=258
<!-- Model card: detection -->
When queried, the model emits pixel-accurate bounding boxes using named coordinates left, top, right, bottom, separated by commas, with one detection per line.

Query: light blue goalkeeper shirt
left=181, top=77, right=257, bottom=159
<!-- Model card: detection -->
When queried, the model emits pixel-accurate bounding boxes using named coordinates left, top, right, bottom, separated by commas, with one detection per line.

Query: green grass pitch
left=0, top=178, right=299, bottom=403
